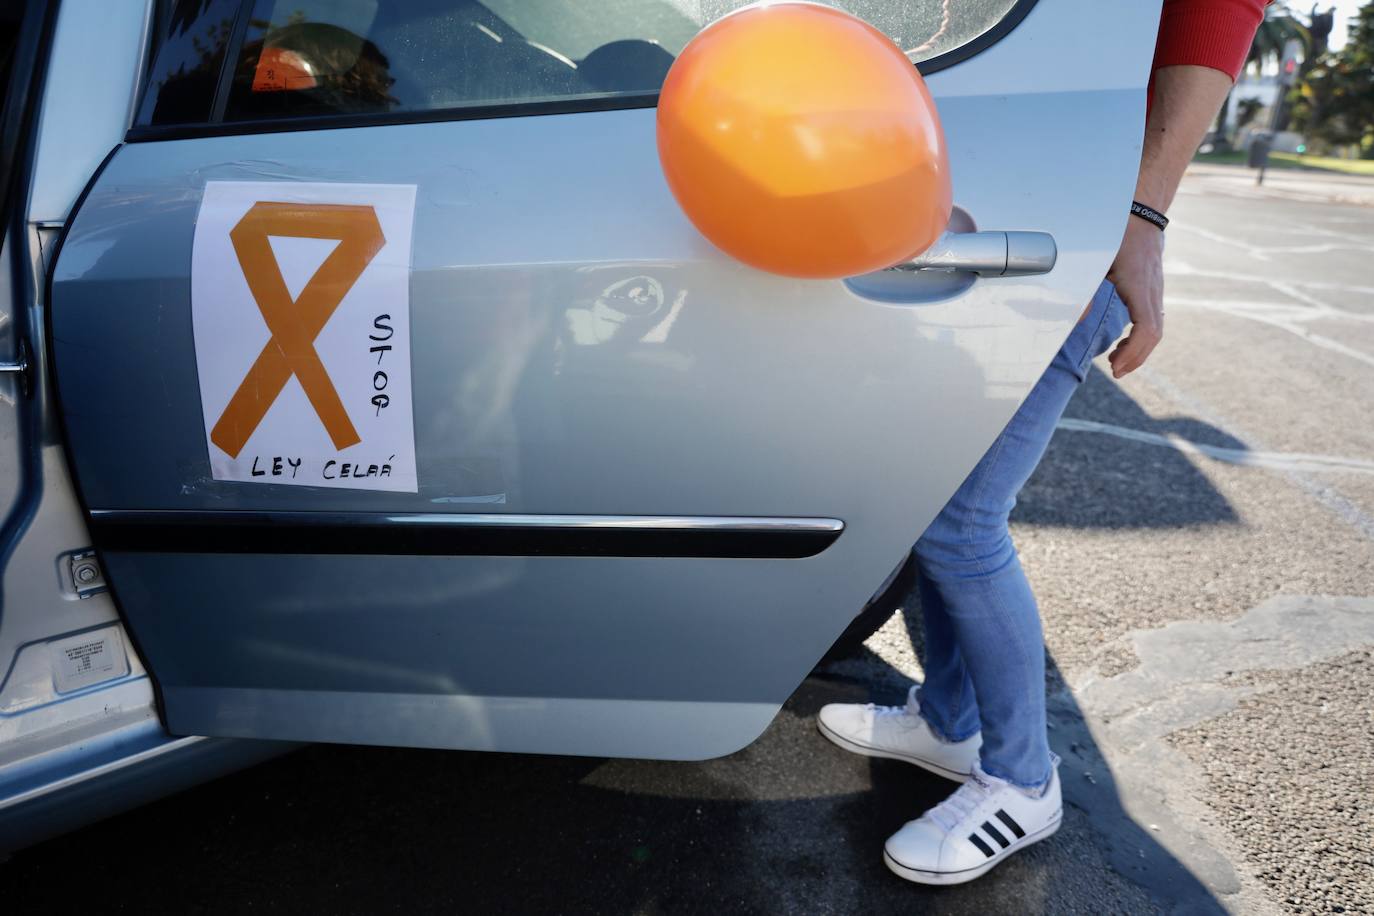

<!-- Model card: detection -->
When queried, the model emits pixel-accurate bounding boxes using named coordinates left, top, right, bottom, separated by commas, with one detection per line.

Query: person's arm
left=1106, top=0, right=1268, bottom=379
left=1107, top=65, right=1232, bottom=378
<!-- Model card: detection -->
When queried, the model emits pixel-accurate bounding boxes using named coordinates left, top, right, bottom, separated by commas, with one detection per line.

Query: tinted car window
left=138, top=0, right=1030, bottom=129
left=137, top=0, right=243, bottom=126
left=0, top=5, right=23, bottom=100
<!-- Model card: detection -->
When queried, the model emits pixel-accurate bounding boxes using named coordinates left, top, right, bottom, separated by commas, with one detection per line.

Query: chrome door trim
left=395, top=513, right=842, bottom=531
left=89, top=509, right=845, bottom=531
left=88, top=510, right=844, bottom=559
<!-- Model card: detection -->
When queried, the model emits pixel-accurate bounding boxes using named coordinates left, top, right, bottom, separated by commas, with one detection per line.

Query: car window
left=0, top=6, right=23, bottom=100
left=137, top=0, right=243, bottom=126
left=137, top=0, right=1033, bottom=131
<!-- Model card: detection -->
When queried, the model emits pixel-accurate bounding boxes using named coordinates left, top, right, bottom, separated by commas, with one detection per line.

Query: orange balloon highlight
left=657, top=3, right=952, bottom=279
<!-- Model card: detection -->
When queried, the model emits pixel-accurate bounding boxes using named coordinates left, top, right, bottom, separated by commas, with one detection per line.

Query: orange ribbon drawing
left=210, top=202, right=386, bottom=459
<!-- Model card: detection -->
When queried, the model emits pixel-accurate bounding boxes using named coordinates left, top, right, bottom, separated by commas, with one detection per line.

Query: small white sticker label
left=50, top=628, right=129, bottom=694
left=191, top=181, right=419, bottom=492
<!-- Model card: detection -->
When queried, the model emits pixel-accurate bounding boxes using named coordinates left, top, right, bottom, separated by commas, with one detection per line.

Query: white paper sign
left=191, top=181, right=418, bottom=492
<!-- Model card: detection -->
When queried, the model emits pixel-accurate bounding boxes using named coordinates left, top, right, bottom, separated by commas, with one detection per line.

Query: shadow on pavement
left=811, top=600, right=1228, bottom=915
left=0, top=641, right=1225, bottom=915
left=1015, top=365, right=1242, bottom=529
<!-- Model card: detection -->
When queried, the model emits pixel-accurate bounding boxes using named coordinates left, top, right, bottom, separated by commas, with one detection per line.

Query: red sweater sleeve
left=1153, top=0, right=1269, bottom=80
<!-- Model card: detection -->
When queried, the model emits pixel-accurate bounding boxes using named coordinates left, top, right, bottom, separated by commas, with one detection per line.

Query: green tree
left=1212, top=3, right=1310, bottom=147
left=1248, top=1, right=1311, bottom=72
left=1253, top=3, right=1311, bottom=130
left=1292, top=1, right=1374, bottom=156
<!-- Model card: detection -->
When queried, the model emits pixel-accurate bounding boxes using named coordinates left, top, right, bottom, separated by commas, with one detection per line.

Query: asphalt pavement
left=2, top=164, right=1372, bottom=914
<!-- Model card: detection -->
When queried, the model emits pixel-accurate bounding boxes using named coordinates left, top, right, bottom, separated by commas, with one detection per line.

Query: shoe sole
left=816, top=717, right=971, bottom=782
left=882, top=812, right=1063, bottom=886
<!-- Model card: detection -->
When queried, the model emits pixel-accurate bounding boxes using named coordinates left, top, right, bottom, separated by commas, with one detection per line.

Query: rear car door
left=48, top=0, right=1159, bottom=758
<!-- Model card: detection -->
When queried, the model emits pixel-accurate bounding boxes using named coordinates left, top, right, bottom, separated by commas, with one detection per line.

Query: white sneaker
left=883, top=758, right=1063, bottom=886
left=816, top=685, right=981, bottom=781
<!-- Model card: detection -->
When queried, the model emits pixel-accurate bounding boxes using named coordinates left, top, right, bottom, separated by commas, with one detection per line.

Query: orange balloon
left=657, top=3, right=952, bottom=279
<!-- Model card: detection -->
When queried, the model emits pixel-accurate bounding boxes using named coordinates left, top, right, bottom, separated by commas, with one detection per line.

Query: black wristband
left=1130, top=200, right=1169, bottom=231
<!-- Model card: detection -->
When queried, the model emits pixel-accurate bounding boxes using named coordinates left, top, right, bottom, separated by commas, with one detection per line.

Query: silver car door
left=48, top=0, right=1158, bottom=757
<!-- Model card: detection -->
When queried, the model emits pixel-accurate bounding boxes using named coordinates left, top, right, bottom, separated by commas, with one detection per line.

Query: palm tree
left=1212, top=2, right=1311, bottom=147
left=1250, top=2, right=1312, bottom=130
left=1249, top=0, right=1312, bottom=71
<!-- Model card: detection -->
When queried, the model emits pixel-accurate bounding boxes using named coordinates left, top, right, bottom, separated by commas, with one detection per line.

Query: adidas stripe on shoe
left=883, top=758, right=1063, bottom=886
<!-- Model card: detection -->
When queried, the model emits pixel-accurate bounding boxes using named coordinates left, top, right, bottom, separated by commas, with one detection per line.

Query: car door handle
left=886, top=231, right=1057, bottom=277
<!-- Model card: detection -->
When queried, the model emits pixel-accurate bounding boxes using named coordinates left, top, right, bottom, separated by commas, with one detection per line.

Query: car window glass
left=482, top=1, right=1021, bottom=63
left=222, top=0, right=1023, bottom=122
left=0, top=5, right=23, bottom=101
left=140, top=0, right=1028, bottom=128
left=138, top=0, right=243, bottom=126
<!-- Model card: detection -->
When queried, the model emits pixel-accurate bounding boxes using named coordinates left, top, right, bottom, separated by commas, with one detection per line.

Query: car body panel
left=47, top=0, right=1159, bottom=758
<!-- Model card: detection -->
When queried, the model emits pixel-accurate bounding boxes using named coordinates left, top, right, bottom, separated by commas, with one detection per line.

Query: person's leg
left=913, top=280, right=1128, bottom=792
left=816, top=563, right=983, bottom=778
left=912, top=569, right=981, bottom=743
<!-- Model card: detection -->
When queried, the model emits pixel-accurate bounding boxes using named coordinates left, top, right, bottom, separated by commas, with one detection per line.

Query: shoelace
left=864, top=685, right=922, bottom=719
left=926, top=778, right=990, bottom=833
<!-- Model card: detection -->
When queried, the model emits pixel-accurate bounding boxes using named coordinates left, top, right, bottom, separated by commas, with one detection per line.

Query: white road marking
left=1177, top=219, right=1363, bottom=242
left=1166, top=294, right=1367, bottom=323
left=1163, top=295, right=1374, bottom=367
left=1166, top=259, right=1374, bottom=297
left=1264, top=279, right=1343, bottom=313
left=1055, top=417, right=1374, bottom=476
left=1127, top=368, right=1374, bottom=541
left=1283, top=219, right=1374, bottom=246
left=1172, top=224, right=1373, bottom=261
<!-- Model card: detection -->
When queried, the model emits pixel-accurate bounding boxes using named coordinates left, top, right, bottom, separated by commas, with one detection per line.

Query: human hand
left=1105, top=216, right=1165, bottom=379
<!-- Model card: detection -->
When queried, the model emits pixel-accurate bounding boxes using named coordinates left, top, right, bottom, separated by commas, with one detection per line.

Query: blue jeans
left=913, top=279, right=1129, bottom=791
